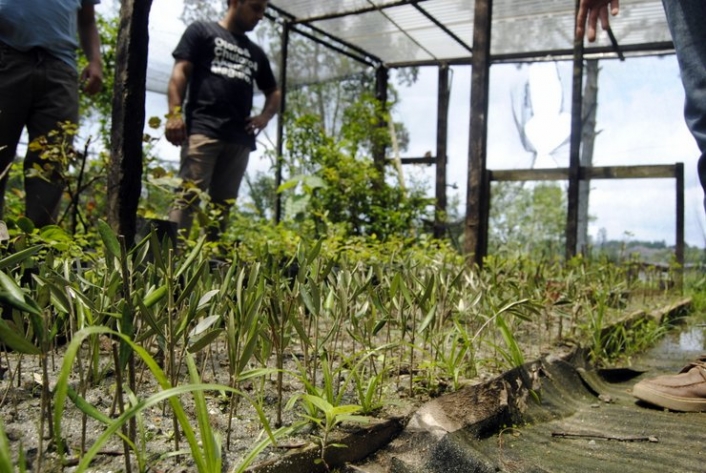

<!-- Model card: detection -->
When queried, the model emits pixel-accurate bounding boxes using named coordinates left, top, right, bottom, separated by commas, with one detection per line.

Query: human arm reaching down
left=576, top=0, right=620, bottom=42
left=165, top=59, right=194, bottom=146
left=77, top=3, right=103, bottom=95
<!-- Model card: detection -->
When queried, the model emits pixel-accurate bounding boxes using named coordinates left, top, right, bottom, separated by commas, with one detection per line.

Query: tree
left=279, top=95, right=433, bottom=240
left=488, top=181, right=567, bottom=258
left=107, top=0, right=154, bottom=243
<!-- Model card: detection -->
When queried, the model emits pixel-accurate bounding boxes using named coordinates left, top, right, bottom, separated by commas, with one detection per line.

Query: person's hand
left=576, top=0, right=619, bottom=42
left=245, top=114, right=271, bottom=136
left=165, top=113, right=187, bottom=146
left=80, top=60, right=103, bottom=95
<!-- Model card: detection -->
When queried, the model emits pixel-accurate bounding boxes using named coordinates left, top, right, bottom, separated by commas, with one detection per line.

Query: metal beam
left=412, top=3, right=473, bottom=54
left=284, top=0, right=430, bottom=24
left=286, top=26, right=378, bottom=67
left=267, top=4, right=382, bottom=65
left=385, top=156, right=436, bottom=165
left=383, top=42, right=674, bottom=68
left=489, top=163, right=685, bottom=284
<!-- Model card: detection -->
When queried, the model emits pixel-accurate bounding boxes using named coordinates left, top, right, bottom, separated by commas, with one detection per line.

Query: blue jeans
left=662, top=0, right=706, bottom=206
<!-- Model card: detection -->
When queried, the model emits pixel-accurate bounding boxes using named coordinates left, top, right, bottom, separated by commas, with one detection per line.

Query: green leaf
left=187, top=353, right=221, bottom=472
left=187, top=328, right=223, bottom=354
left=176, top=259, right=207, bottom=306
left=97, top=220, right=120, bottom=260
left=39, top=225, right=71, bottom=243
left=276, top=177, right=300, bottom=193
left=48, top=284, right=71, bottom=314
left=0, top=272, right=41, bottom=316
left=190, top=314, right=221, bottom=338
left=0, top=419, right=15, bottom=473
left=302, top=175, right=326, bottom=189
left=0, top=245, right=42, bottom=271
left=0, top=319, right=40, bottom=354
left=175, top=236, right=206, bottom=279
left=143, top=285, right=168, bottom=308
left=16, top=217, right=35, bottom=234
left=196, top=289, right=220, bottom=311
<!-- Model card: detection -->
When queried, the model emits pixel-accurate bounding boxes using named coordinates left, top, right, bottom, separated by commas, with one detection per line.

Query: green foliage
left=290, top=394, right=368, bottom=468
left=488, top=182, right=566, bottom=258
left=78, top=14, right=119, bottom=144
left=278, top=95, right=433, bottom=240
left=0, top=216, right=685, bottom=471
left=54, top=327, right=252, bottom=473
left=0, top=419, right=15, bottom=473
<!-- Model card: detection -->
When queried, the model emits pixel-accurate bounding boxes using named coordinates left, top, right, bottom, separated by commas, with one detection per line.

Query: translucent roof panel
left=270, top=0, right=673, bottom=65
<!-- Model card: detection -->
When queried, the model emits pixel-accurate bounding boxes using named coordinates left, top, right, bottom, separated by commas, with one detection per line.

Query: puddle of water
left=640, top=324, right=706, bottom=372
left=678, top=326, right=706, bottom=351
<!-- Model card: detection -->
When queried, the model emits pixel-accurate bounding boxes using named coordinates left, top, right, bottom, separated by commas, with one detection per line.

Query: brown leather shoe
left=632, top=357, right=706, bottom=412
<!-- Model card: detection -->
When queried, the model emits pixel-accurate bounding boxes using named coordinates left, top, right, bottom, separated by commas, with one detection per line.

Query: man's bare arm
left=246, top=88, right=281, bottom=135
left=576, top=0, right=619, bottom=42
left=77, top=3, right=103, bottom=95
left=165, top=60, right=193, bottom=146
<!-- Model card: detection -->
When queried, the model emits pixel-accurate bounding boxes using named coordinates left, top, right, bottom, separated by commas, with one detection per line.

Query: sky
left=394, top=56, right=704, bottom=248
left=95, top=0, right=705, bottom=248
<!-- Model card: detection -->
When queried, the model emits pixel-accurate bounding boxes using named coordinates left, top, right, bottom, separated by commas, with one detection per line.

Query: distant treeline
left=592, top=239, right=706, bottom=265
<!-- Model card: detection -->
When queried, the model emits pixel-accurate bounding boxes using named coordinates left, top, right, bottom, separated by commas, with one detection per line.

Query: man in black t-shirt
left=165, top=0, right=280, bottom=240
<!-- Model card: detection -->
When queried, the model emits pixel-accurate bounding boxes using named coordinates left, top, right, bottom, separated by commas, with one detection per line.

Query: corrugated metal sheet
left=144, top=0, right=672, bottom=93
left=270, top=0, right=672, bottom=65
left=355, top=324, right=706, bottom=472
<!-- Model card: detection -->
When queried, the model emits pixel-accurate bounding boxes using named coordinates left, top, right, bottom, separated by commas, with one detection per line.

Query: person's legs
left=168, top=134, right=223, bottom=236
left=207, top=143, right=249, bottom=240
left=662, top=0, right=706, bottom=208
left=0, top=42, right=34, bottom=221
left=24, top=51, right=79, bottom=227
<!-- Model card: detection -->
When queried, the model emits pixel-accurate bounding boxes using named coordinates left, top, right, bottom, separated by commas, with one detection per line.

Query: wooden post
left=578, top=60, right=599, bottom=253
left=676, top=162, right=685, bottom=291
left=274, top=20, right=290, bottom=224
left=566, top=0, right=584, bottom=260
left=434, top=64, right=450, bottom=239
left=107, top=0, right=153, bottom=244
left=465, top=0, right=492, bottom=266
left=374, top=65, right=389, bottom=182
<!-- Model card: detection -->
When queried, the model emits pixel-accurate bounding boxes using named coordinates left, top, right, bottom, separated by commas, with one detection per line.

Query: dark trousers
left=0, top=41, right=79, bottom=227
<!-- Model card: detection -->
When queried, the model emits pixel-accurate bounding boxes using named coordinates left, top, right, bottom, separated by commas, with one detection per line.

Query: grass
left=0, top=225, right=690, bottom=472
